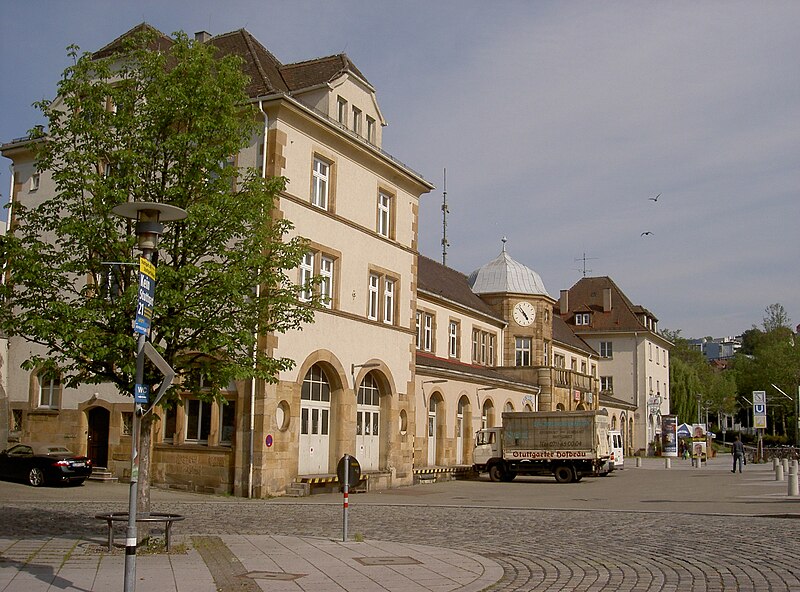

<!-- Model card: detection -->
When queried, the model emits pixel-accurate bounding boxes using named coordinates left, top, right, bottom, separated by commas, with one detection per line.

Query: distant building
left=688, top=337, right=741, bottom=361
left=558, top=277, right=672, bottom=455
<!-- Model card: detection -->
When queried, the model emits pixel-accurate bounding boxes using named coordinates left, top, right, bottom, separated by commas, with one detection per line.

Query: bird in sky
left=641, top=231, right=654, bottom=237
left=648, top=193, right=661, bottom=202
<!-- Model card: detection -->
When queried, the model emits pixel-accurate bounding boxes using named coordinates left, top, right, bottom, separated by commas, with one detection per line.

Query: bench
left=95, top=512, right=185, bottom=552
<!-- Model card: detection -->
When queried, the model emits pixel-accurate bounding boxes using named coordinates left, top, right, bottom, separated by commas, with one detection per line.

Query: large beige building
left=1, top=24, right=665, bottom=497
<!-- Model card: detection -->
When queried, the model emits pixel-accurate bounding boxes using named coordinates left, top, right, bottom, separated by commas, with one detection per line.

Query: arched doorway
left=299, top=364, right=331, bottom=474
left=356, top=371, right=381, bottom=471
left=87, top=407, right=110, bottom=467
left=427, top=394, right=443, bottom=466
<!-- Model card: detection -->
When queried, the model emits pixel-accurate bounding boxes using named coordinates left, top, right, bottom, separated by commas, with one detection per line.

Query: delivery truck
left=473, top=410, right=611, bottom=483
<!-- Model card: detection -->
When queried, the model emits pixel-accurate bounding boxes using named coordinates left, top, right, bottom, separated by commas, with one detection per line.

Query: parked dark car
left=0, top=443, right=92, bottom=486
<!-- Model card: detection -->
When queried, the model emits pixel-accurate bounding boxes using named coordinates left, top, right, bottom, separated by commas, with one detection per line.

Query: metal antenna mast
left=441, top=168, right=449, bottom=266
left=574, top=252, right=598, bottom=277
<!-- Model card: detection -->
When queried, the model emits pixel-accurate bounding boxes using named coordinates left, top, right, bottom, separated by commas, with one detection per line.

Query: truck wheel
left=500, top=471, right=516, bottom=482
left=489, top=465, right=504, bottom=482
left=554, top=465, right=575, bottom=484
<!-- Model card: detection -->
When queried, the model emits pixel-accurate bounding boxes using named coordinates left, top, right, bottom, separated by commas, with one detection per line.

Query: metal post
left=124, top=332, right=146, bottom=592
left=342, top=454, right=349, bottom=542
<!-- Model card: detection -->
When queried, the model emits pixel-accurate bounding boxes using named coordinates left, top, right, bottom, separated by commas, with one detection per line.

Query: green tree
left=0, top=29, right=317, bottom=515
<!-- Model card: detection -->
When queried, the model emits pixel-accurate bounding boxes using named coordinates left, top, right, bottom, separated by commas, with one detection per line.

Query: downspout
left=248, top=100, right=269, bottom=498
left=1, top=165, right=15, bottom=286
left=633, top=331, right=639, bottom=454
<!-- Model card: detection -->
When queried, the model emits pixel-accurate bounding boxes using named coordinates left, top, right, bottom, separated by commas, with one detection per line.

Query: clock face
left=513, top=301, right=536, bottom=327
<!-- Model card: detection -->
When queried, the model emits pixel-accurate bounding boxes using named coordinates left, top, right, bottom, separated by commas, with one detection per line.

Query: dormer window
left=366, top=116, right=376, bottom=144
left=337, top=97, right=347, bottom=126
left=575, top=313, right=590, bottom=326
left=352, top=106, right=362, bottom=135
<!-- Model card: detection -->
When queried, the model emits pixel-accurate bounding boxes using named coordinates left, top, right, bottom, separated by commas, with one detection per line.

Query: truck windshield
left=475, top=431, right=495, bottom=446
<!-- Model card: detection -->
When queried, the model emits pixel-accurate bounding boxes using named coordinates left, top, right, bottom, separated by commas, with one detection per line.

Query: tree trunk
left=136, top=413, right=155, bottom=541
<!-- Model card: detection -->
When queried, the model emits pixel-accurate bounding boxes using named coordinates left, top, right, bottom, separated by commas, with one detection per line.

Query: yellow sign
left=754, top=415, right=767, bottom=429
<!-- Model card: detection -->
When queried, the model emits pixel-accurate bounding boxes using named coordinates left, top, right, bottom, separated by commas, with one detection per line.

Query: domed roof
left=468, top=241, right=550, bottom=297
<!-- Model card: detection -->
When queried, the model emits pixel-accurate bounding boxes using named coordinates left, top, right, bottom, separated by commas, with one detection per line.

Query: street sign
left=337, top=455, right=361, bottom=487
left=134, top=257, right=156, bottom=335
left=752, top=391, right=766, bottom=405
left=134, top=384, right=149, bottom=404
left=753, top=404, right=766, bottom=415
left=754, top=415, right=767, bottom=429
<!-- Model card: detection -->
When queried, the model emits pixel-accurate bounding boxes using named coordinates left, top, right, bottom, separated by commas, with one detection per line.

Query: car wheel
left=554, top=465, right=574, bottom=484
left=28, top=467, right=45, bottom=487
left=488, top=464, right=504, bottom=482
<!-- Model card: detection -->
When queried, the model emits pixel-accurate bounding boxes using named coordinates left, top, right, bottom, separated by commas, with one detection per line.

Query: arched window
left=302, top=364, right=330, bottom=402
left=37, top=369, right=62, bottom=409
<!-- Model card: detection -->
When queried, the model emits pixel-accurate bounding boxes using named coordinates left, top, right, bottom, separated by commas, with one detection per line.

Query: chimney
left=195, top=31, right=212, bottom=43
left=603, top=288, right=612, bottom=312
left=559, top=290, right=569, bottom=313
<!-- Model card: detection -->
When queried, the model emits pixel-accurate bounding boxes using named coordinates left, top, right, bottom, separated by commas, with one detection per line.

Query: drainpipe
left=247, top=100, right=269, bottom=498
left=633, top=331, right=639, bottom=453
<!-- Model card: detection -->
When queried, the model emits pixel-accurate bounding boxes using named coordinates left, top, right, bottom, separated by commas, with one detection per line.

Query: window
left=416, top=311, right=434, bottom=351
left=377, top=191, right=392, bottom=237
left=543, top=341, right=550, bottom=366
left=358, top=372, right=380, bottom=406
left=554, top=353, right=566, bottom=368
left=599, top=341, right=613, bottom=358
left=368, top=274, right=380, bottom=320
left=366, top=116, right=376, bottom=143
left=600, top=376, right=614, bottom=392
left=299, top=248, right=338, bottom=308
left=163, top=407, right=177, bottom=442
left=581, top=361, right=587, bottom=374
left=383, top=278, right=395, bottom=324
left=37, top=370, right=61, bottom=409
left=220, top=400, right=236, bottom=445
left=186, top=399, right=212, bottom=443
left=337, top=96, right=347, bottom=125
left=449, top=321, right=459, bottom=358
left=352, top=106, right=362, bottom=134
left=515, top=337, right=532, bottom=367
left=571, top=358, right=577, bottom=371
left=320, top=256, right=334, bottom=309
left=30, top=173, right=40, bottom=191
left=122, top=412, right=133, bottom=436
left=368, top=271, right=397, bottom=325
left=471, top=329, right=496, bottom=365
left=302, top=365, right=331, bottom=402
left=649, top=343, right=653, bottom=361
left=575, top=313, right=590, bottom=325
left=311, top=157, right=330, bottom=209
left=300, top=253, right=314, bottom=302
left=11, top=409, right=23, bottom=432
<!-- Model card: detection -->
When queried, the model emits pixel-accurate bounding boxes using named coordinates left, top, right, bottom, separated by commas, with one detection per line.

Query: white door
left=299, top=365, right=331, bottom=475
left=299, top=402, right=329, bottom=474
left=356, top=373, right=381, bottom=471
left=356, top=408, right=379, bottom=471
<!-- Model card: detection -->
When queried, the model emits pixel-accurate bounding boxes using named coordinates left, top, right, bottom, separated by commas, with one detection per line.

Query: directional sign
left=752, top=391, right=767, bottom=405
left=134, top=257, right=156, bottom=335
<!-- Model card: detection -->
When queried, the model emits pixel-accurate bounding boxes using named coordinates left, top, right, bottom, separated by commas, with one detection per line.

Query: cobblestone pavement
left=1, top=460, right=800, bottom=591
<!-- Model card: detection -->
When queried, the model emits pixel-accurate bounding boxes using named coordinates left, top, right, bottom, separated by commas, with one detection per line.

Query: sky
left=2, top=1, right=798, bottom=340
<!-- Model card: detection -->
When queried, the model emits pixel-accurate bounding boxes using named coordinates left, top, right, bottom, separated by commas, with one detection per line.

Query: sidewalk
left=0, top=533, right=503, bottom=592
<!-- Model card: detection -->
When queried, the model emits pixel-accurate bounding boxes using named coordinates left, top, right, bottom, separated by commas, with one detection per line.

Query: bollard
left=636, top=457, right=642, bottom=468
left=695, top=456, right=702, bottom=469
left=665, top=457, right=671, bottom=469
left=789, top=466, right=799, bottom=497
left=793, top=459, right=799, bottom=472
left=776, top=464, right=784, bottom=481
left=773, top=458, right=779, bottom=470
left=782, top=458, right=789, bottom=473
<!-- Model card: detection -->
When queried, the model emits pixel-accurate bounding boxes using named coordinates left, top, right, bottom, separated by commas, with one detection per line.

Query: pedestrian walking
left=732, top=436, right=744, bottom=473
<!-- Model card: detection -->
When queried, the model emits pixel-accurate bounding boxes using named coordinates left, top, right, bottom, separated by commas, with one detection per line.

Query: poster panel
left=661, top=415, right=678, bottom=457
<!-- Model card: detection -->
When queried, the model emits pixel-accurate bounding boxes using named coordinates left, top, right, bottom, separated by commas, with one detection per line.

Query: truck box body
left=474, top=410, right=610, bottom=483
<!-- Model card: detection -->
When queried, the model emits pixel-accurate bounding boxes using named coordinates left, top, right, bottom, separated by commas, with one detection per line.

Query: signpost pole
left=342, top=454, right=350, bottom=542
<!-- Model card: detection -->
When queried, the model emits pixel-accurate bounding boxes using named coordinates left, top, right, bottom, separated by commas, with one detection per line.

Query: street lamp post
left=112, top=203, right=186, bottom=592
